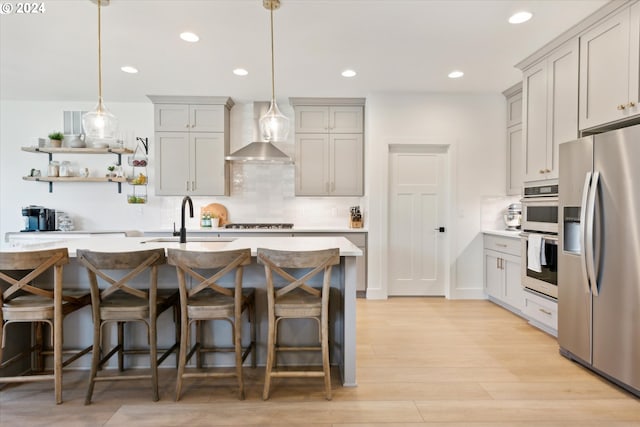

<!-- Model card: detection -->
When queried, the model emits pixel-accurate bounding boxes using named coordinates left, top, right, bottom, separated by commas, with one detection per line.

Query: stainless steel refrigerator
left=558, top=124, right=640, bottom=397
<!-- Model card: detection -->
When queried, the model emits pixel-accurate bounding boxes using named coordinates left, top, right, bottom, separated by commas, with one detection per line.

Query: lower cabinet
left=522, top=289, right=558, bottom=337
left=483, top=234, right=523, bottom=314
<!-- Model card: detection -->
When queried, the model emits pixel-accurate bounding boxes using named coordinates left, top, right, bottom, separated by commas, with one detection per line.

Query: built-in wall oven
left=521, top=181, right=559, bottom=299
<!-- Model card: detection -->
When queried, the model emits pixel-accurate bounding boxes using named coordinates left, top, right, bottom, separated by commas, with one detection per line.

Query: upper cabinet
left=290, top=98, right=365, bottom=196
left=579, top=3, right=640, bottom=130
left=294, top=105, right=363, bottom=134
left=522, top=39, right=579, bottom=183
left=503, top=83, right=523, bottom=195
left=148, top=96, right=233, bottom=196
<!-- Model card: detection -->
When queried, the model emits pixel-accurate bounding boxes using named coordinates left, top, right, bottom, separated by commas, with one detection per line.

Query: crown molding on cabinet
left=515, top=0, right=635, bottom=71
left=146, top=95, right=234, bottom=109
left=289, top=97, right=366, bottom=107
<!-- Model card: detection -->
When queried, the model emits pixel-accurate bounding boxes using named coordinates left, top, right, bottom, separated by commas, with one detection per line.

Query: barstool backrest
left=0, top=248, right=69, bottom=304
left=77, top=249, right=166, bottom=301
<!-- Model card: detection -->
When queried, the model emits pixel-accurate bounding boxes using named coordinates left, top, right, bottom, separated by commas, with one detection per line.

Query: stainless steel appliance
left=503, top=203, right=521, bottom=230
left=558, top=124, right=640, bottom=397
left=224, top=223, right=293, bottom=229
left=521, top=182, right=558, bottom=234
left=520, top=231, right=558, bottom=298
left=21, top=205, right=56, bottom=232
left=520, top=182, right=559, bottom=298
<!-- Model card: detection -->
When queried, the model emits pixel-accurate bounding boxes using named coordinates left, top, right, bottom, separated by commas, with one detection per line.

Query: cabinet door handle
left=186, top=181, right=189, bottom=191
left=192, top=181, right=196, bottom=191
left=545, top=168, right=551, bottom=173
left=495, top=243, right=507, bottom=248
left=496, top=258, right=500, bottom=269
left=185, top=124, right=190, bottom=128
left=538, top=308, right=552, bottom=316
left=539, top=169, right=545, bottom=174
left=628, top=101, right=636, bottom=108
left=326, top=182, right=330, bottom=193
left=617, top=104, right=626, bottom=110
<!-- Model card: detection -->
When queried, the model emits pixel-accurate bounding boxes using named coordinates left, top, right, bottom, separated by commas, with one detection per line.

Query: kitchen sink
left=140, top=237, right=236, bottom=244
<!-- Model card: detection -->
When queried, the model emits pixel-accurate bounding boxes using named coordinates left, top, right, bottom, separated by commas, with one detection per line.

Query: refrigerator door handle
left=579, top=172, right=592, bottom=294
left=585, top=171, right=600, bottom=296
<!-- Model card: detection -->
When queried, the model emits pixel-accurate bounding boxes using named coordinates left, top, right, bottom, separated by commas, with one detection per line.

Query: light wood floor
left=1, top=298, right=639, bottom=426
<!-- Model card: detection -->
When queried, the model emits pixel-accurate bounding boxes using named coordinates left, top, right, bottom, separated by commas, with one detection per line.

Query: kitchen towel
left=528, top=233, right=543, bottom=273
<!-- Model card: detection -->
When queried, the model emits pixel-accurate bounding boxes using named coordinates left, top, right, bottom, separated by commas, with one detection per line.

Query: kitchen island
left=1, top=235, right=362, bottom=386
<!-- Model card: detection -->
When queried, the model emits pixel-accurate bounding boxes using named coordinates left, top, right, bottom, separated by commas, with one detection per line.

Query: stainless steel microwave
left=521, top=182, right=558, bottom=234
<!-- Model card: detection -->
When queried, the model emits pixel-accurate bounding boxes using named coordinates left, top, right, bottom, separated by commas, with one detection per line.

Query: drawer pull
left=538, top=308, right=552, bottom=316
left=495, top=243, right=507, bottom=247
left=617, top=104, right=626, bottom=110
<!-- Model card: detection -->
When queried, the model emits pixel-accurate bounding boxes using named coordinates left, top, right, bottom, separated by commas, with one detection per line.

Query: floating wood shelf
left=21, top=146, right=132, bottom=192
left=22, top=176, right=127, bottom=183
left=21, top=147, right=134, bottom=155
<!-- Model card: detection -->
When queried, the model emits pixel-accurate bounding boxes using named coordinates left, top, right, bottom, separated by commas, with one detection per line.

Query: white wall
left=1, top=92, right=510, bottom=300
left=0, top=100, right=363, bottom=236
left=365, top=92, right=508, bottom=299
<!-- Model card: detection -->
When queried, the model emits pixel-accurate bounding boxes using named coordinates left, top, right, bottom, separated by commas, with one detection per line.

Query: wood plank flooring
left=1, top=298, right=639, bottom=426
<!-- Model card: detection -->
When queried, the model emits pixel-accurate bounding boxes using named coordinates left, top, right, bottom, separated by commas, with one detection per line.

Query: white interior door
left=388, top=150, right=447, bottom=296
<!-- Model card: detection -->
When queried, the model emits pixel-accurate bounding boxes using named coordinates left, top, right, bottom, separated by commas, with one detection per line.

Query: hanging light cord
left=269, top=4, right=276, bottom=102
left=97, top=0, right=103, bottom=110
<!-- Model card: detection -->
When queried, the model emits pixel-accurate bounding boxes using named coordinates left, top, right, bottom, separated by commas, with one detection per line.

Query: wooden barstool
left=257, top=247, right=340, bottom=400
left=0, top=248, right=91, bottom=404
left=77, top=248, right=179, bottom=404
left=167, top=248, right=256, bottom=400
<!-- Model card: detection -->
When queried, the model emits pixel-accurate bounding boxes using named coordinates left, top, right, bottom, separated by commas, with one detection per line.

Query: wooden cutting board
left=201, top=203, right=229, bottom=226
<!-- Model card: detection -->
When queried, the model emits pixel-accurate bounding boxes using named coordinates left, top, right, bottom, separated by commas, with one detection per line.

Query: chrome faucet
left=179, top=196, right=193, bottom=243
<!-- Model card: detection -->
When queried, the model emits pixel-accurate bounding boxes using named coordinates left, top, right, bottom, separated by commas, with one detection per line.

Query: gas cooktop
left=224, top=223, right=294, bottom=229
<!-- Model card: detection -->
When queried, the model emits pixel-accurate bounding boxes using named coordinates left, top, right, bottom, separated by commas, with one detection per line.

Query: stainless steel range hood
left=225, top=102, right=292, bottom=163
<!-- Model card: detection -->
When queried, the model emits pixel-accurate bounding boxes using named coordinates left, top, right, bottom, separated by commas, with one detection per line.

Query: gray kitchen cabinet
left=503, top=83, right=523, bottom=195
left=148, top=96, right=233, bottom=196
left=290, top=98, right=365, bottom=196
left=294, top=105, right=363, bottom=134
left=579, top=2, right=640, bottom=131
left=483, top=234, right=523, bottom=314
left=155, top=132, right=227, bottom=195
left=522, top=38, right=578, bottom=182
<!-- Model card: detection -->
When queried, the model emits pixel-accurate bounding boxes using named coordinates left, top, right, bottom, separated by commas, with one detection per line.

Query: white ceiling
left=0, top=0, right=611, bottom=103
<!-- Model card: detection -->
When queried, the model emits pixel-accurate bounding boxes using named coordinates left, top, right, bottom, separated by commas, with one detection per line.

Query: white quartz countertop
left=144, top=226, right=367, bottom=234
left=1, top=235, right=363, bottom=257
left=482, top=229, right=522, bottom=238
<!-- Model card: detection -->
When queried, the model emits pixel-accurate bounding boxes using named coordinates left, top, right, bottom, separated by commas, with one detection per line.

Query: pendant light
left=259, top=0, right=290, bottom=143
left=83, top=0, right=118, bottom=140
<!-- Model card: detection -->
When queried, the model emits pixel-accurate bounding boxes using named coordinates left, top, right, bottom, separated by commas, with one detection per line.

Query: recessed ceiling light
left=233, top=68, right=249, bottom=76
left=341, top=69, right=357, bottom=78
left=120, top=66, right=138, bottom=74
left=509, top=11, right=532, bottom=24
left=448, top=70, right=464, bottom=79
left=180, top=32, right=199, bottom=42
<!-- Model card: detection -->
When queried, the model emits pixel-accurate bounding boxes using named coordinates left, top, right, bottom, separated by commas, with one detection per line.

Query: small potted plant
left=106, top=165, right=116, bottom=178
left=48, top=131, right=64, bottom=148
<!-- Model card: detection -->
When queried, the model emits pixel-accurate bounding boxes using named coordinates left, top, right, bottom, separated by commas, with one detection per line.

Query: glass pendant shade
left=82, top=98, right=118, bottom=140
left=259, top=99, right=289, bottom=142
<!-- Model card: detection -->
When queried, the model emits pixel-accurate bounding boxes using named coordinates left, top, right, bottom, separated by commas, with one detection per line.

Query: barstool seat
left=77, top=248, right=179, bottom=405
left=257, top=247, right=340, bottom=401
left=0, top=248, right=91, bottom=404
left=167, top=248, right=256, bottom=401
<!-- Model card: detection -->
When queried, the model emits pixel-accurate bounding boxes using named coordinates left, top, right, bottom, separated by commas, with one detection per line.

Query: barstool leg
left=262, top=313, right=276, bottom=400
left=234, top=317, right=244, bottom=400
left=175, top=316, right=189, bottom=401
left=321, top=314, right=332, bottom=400
left=117, top=322, right=124, bottom=372
left=85, top=320, right=102, bottom=405
left=249, top=298, right=257, bottom=368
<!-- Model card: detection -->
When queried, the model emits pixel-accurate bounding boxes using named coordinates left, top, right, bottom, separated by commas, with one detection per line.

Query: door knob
left=434, top=227, right=446, bottom=233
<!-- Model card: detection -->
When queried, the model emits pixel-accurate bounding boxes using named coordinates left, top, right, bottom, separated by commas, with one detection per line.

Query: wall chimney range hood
left=225, top=102, right=292, bottom=163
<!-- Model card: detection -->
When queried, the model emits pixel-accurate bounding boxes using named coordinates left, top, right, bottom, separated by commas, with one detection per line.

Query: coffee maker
left=22, top=205, right=56, bottom=232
